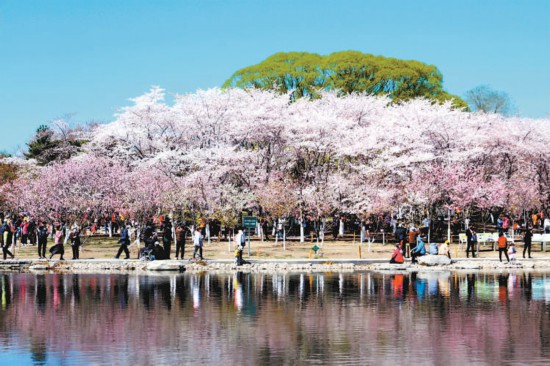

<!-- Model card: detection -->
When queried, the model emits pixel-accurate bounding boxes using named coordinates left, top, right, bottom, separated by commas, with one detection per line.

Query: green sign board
left=242, top=216, right=258, bottom=229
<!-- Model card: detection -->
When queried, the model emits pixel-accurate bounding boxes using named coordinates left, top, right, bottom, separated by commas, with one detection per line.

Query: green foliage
left=25, top=124, right=85, bottom=165
left=224, top=51, right=466, bottom=108
left=0, top=162, right=18, bottom=185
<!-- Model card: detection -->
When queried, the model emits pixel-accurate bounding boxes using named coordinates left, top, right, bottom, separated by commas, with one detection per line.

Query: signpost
left=242, top=216, right=257, bottom=256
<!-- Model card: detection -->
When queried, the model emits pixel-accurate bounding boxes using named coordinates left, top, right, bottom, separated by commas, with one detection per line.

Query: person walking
left=49, top=223, right=65, bottom=260
left=192, top=228, right=203, bottom=260
left=497, top=232, right=509, bottom=263
left=115, top=226, right=130, bottom=259
left=37, top=222, right=48, bottom=259
left=175, top=223, right=187, bottom=260
left=523, top=226, right=533, bottom=258
left=234, top=229, right=247, bottom=266
left=0, top=221, right=14, bottom=260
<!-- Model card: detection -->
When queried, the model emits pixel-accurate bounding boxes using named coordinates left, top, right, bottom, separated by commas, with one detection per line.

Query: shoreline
left=2, top=256, right=550, bottom=274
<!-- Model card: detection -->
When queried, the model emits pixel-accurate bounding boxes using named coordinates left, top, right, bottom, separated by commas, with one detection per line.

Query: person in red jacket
left=390, top=244, right=404, bottom=264
left=497, top=232, right=509, bottom=263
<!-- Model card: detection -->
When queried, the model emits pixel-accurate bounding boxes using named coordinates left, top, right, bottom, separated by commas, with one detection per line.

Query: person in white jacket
left=192, top=228, right=203, bottom=260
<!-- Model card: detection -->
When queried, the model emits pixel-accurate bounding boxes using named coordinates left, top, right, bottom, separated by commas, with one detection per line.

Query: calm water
left=0, top=270, right=550, bottom=365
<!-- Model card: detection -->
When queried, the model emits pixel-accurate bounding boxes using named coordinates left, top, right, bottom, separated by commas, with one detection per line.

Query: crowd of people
left=0, top=209, right=547, bottom=264
left=388, top=215, right=543, bottom=265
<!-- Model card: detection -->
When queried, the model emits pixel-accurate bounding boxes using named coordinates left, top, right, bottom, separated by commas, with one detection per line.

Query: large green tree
left=25, top=124, right=85, bottom=165
left=223, top=51, right=467, bottom=108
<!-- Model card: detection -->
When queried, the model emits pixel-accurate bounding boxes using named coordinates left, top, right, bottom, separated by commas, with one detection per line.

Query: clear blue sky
left=1, top=0, right=549, bottom=154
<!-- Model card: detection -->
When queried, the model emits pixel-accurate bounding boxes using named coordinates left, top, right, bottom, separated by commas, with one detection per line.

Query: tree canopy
left=223, top=51, right=467, bottom=108
left=464, top=85, right=515, bottom=116
left=3, top=87, right=549, bottom=226
left=25, top=122, right=86, bottom=166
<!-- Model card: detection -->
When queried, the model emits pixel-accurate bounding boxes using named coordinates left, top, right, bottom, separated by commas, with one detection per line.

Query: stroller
left=139, top=242, right=167, bottom=261
left=139, top=245, right=155, bottom=261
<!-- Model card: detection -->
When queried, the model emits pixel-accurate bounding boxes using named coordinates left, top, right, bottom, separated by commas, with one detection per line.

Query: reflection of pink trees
left=2, top=272, right=549, bottom=365
left=3, top=87, right=550, bottom=225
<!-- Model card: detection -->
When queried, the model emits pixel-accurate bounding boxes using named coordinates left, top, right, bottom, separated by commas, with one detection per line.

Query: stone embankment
left=0, top=255, right=549, bottom=274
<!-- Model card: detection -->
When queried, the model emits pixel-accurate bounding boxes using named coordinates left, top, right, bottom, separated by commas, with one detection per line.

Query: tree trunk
left=259, top=222, right=264, bottom=242
left=274, top=218, right=279, bottom=246
left=447, top=209, right=451, bottom=243
left=428, top=210, right=431, bottom=244
left=321, top=217, right=325, bottom=246
left=283, top=225, right=286, bottom=250
left=299, top=209, right=305, bottom=243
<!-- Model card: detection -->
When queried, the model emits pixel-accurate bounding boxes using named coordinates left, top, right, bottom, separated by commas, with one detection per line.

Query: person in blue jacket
left=115, top=226, right=130, bottom=259
left=411, top=235, right=426, bottom=264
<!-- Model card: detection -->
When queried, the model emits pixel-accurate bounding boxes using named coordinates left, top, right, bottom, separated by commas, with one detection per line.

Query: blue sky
left=1, top=0, right=549, bottom=154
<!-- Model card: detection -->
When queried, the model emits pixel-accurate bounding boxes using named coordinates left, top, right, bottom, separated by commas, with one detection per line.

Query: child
left=508, top=242, right=517, bottom=263
left=390, top=244, right=404, bottom=264
left=439, top=240, right=451, bottom=259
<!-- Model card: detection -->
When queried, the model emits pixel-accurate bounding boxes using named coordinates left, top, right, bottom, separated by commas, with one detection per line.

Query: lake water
left=1, top=270, right=550, bottom=365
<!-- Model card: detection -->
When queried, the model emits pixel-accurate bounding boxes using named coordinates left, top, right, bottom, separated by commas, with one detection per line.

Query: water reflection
left=0, top=271, right=549, bottom=364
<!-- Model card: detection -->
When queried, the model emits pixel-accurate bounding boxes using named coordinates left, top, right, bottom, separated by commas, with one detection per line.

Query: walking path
left=2, top=256, right=550, bottom=274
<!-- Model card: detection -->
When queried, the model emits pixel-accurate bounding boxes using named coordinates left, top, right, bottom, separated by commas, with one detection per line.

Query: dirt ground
left=6, top=234, right=543, bottom=261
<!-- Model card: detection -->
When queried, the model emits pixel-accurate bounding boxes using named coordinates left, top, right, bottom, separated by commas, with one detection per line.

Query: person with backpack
left=0, top=221, right=14, bottom=260
left=37, top=222, right=49, bottom=259
left=115, top=226, right=130, bottom=259
left=395, top=224, right=406, bottom=249
left=234, top=229, right=247, bottom=266
left=192, top=228, right=203, bottom=260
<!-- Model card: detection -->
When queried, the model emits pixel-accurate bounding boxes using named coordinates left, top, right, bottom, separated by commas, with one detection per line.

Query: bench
left=475, top=232, right=498, bottom=251
left=532, top=233, right=550, bottom=252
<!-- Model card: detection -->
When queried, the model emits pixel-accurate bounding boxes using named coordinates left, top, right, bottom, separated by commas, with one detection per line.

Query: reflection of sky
left=0, top=344, right=81, bottom=366
left=531, top=279, right=550, bottom=302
